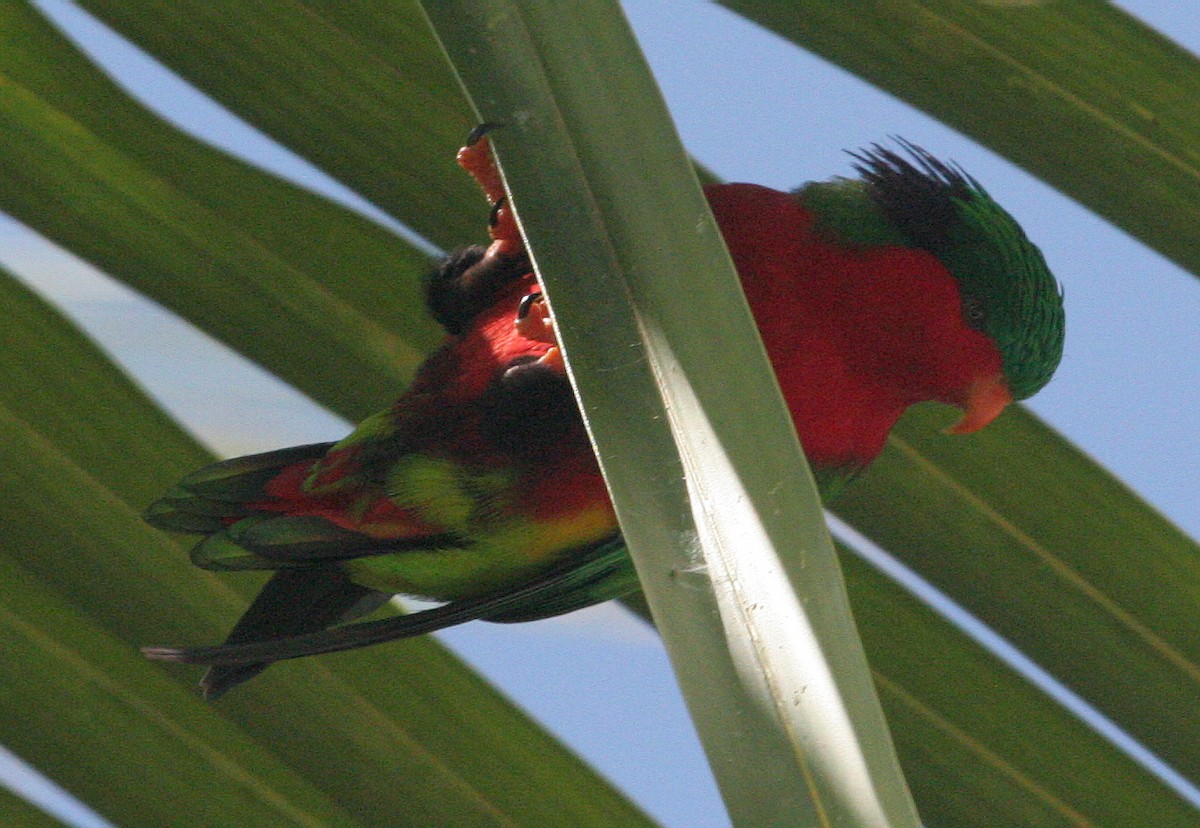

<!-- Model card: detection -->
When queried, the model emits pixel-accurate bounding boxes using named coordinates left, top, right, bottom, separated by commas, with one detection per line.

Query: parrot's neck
left=705, top=182, right=994, bottom=472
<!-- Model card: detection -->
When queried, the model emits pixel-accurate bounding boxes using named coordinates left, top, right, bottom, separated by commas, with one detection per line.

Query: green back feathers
left=800, top=141, right=1066, bottom=401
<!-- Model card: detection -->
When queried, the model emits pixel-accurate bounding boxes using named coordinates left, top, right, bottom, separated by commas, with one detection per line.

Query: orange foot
left=457, top=124, right=522, bottom=254
left=515, top=291, right=564, bottom=372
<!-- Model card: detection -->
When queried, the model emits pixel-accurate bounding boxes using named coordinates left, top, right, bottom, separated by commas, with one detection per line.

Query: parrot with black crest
left=144, top=132, right=1064, bottom=698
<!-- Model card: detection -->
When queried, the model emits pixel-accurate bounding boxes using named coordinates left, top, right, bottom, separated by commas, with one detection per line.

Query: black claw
left=488, top=196, right=507, bottom=228
left=517, top=291, right=543, bottom=322
left=466, top=121, right=505, bottom=146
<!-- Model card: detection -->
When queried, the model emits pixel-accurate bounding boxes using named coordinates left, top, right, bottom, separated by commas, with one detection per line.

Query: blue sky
left=2, top=2, right=1199, bottom=826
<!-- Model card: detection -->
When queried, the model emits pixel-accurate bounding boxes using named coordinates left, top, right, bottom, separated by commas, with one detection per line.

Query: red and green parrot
left=144, top=133, right=1065, bottom=698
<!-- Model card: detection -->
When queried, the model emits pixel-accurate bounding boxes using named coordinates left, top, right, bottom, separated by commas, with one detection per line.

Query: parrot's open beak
left=946, top=373, right=1013, bottom=435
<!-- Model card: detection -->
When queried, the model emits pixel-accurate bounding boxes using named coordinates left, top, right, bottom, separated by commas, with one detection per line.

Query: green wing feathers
left=144, top=443, right=334, bottom=534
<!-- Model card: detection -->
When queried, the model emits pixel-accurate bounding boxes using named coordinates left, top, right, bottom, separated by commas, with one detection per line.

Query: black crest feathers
left=849, top=139, right=976, bottom=255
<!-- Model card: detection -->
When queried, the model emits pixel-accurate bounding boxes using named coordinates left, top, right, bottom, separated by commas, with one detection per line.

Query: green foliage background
left=1, top=1, right=1197, bottom=826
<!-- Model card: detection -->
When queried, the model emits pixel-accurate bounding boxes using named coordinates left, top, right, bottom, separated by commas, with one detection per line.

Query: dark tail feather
left=145, top=539, right=636, bottom=674
left=199, top=568, right=390, bottom=700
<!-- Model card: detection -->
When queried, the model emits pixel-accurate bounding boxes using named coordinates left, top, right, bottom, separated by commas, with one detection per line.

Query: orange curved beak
left=945, top=373, right=1013, bottom=435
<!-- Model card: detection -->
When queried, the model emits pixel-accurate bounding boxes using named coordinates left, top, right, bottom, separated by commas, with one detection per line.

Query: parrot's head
left=847, top=142, right=1064, bottom=432
left=707, top=141, right=1065, bottom=468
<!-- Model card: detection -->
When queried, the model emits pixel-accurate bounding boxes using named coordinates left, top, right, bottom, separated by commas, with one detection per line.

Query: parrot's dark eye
left=963, top=296, right=987, bottom=330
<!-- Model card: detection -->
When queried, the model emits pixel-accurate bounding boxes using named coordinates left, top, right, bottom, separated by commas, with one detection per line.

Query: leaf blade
left=0, top=1, right=440, bottom=420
